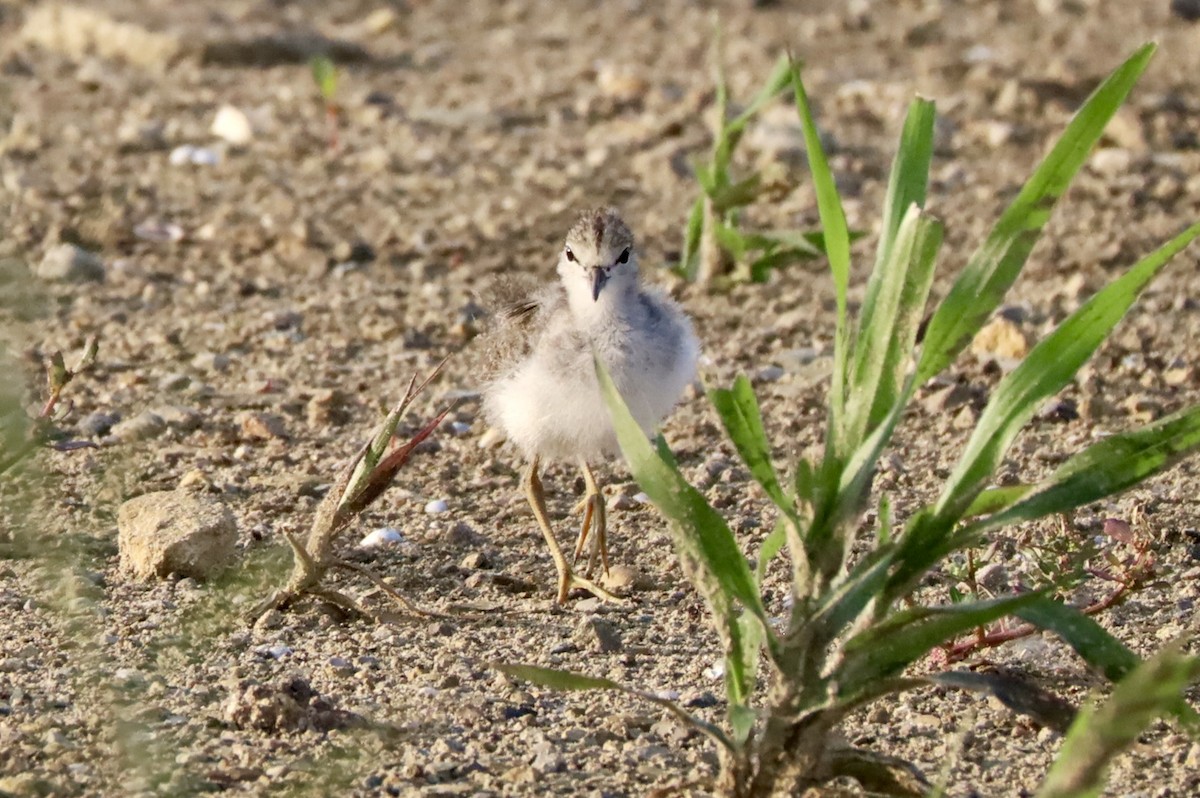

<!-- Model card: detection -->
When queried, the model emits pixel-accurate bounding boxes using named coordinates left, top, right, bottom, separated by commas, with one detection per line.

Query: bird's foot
left=572, top=489, right=609, bottom=578
left=555, top=565, right=627, bottom=605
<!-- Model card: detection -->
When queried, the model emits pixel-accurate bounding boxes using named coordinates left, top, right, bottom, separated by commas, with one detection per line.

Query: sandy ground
left=3, top=0, right=1200, bottom=795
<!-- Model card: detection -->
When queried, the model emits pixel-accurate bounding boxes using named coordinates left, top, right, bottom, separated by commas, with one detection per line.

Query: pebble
left=572, top=616, right=623, bottom=653
left=77, top=411, right=119, bottom=438
left=424, top=499, right=450, bottom=514
left=360, top=527, right=406, bottom=548
left=117, top=489, right=237, bottom=580
left=36, top=243, right=105, bottom=283
left=210, top=104, right=253, bottom=146
left=158, top=373, right=191, bottom=392
left=971, top=316, right=1030, bottom=360
left=1173, top=0, right=1200, bottom=20
left=449, top=421, right=471, bottom=436
left=191, top=352, right=231, bottom=372
left=133, top=219, right=184, bottom=243
left=239, top=412, right=288, bottom=441
left=109, top=411, right=168, bottom=442
left=599, top=564, right=642, bottom=591
left=254, top=644, right=293, bottom=660
left=459, top=551, right=488, bottom=569
left=168, top=145, right=221, bottom=166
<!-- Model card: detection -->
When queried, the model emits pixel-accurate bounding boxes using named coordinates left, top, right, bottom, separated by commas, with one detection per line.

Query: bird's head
left=558, top=207, right=639, bottom=313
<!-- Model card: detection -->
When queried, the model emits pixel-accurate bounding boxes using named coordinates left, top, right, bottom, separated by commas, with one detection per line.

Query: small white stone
left=211, top=104, right=253, bottom=146
left=360, top=527, right=405, bottom=548
left=632, top=492, right=650, bottom=505
left=169, top=144, right=221, bottom=166
left=449, top=421, right=471, bottom=436
left=702, top=660, right=725, bottom=680
left=189, top=146, right=220, bottom=166
left=168, top=145, right=195, bottom=165
left=255, top=644, right=292, bottom=659
left=424, top=499, right=450, bottom=514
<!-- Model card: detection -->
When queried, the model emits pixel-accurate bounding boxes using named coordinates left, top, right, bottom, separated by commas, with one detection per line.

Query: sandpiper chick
left=481, top=207, right=699, bottom=604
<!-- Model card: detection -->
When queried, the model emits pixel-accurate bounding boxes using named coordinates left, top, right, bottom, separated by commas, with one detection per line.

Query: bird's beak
left=590, top=268, right=609, bottom=302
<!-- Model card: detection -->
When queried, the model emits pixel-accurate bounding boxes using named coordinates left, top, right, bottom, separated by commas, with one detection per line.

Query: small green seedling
left=680, top=40, right=832, bottom=287
left=310, top=55, right=341, bottom=152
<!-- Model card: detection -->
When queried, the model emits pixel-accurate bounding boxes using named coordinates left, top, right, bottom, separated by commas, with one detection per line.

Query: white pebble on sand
left=360, top=527, right=405, bottom=548
left=424, top=499, right=450, bottom=514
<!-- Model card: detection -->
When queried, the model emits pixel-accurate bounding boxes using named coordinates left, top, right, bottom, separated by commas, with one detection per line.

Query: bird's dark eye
left=565, top=246, right=576, bottom=263
left=617, top=247, right=630, bottom=264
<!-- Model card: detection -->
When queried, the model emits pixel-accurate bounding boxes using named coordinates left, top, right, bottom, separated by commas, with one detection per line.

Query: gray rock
left=117, top=489, right=237, bottom=580
left=150, top=405, right=203, bottom=433
left=572, top=616, right=622, bottom=653
left=110, top=410, right=167, bottom=442
left=77, top=411, right=120, bottom=438
left=36, top=244, right=105, bottom=283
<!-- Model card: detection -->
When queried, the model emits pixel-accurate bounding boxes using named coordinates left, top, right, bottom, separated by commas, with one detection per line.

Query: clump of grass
left=253, top=362, right=452, bottom=621
left=503, top=43, right=1200, bottom=796
left=680, top=50, right=832, bottom=288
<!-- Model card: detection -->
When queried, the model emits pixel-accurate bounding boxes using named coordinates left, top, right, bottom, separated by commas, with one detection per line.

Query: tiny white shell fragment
left=211, top=104, right=253, bottom=146
left=360, top=527, right=405, bottom=548
left=703, top=660, right=725, bottom=680
left=449, top=421, right=471, bottom=436
left=424, top=499, right=450, bottom=514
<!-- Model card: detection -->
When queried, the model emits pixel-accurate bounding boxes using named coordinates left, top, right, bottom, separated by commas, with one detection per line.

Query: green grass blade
left=1014, top=600, right=1200, bottom=738
left=978, top=404, right=1200, bottom=531
left=935, top=219, right=1200, bottom=520
left=497, top=663, right=735, bottom=751
left=755, top=517, right=789, bottom=586
left=839, top=592, right=1043, bottom=693
left=790, top=58, right=852, bottom=453
left=1037, top=647, right=1200, bottom=798
left=729, top=55, right=792, bottom=133
left=1016, top=597, right=1200, bottom=740
left=846, top=206, right=943, bottom=446
left=916, top=43, right=1157, bottom=384
left=709, top=375, right=791, bottom=512
left=812, top=547, right=897, bottom=639
left=872, top=98, right=936, bottom=272
left=310, top=55, right=337, bottom=99
left=678, top=197, right=705, bottom=279
left=597, top=357, right=771, bottom=630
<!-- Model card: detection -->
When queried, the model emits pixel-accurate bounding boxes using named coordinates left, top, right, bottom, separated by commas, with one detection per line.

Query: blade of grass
left=1037, top=646, right=1200, bottom=798
left=972, top=403, right=1200, bottom=531
left=709, top=375, right=793, bottom=514
left=839, top=592, right=1044, bottom=694
left=790, top=57, right=852, bottom=455
left=935, top=219, right=1200, bottom=520
left=845, top=205, right=943, bottom=446
left=916, top=43, right=1157, bottom=384
left=597, top=356, right=773, bottom=638
left=853, top=98, right=938, bottom=436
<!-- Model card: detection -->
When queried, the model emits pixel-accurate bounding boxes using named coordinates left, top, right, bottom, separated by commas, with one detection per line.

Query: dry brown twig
left=252, top=360, right=455, bottom=623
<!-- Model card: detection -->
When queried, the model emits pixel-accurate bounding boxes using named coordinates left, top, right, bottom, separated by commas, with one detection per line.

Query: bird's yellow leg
left=524, top=456, right=622, bottom=605
left=572, top=459, right=609, bottom=577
